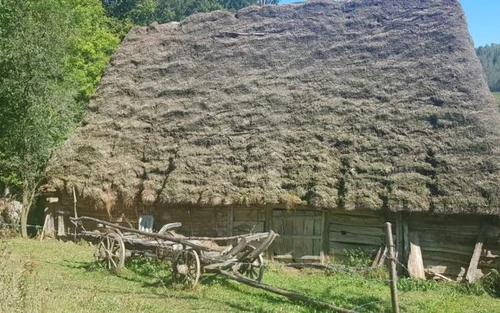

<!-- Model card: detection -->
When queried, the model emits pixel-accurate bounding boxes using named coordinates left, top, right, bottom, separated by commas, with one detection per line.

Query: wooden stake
left=385, top=222, right=400, bottom=313
left=465, top=227, right=485, bottom=283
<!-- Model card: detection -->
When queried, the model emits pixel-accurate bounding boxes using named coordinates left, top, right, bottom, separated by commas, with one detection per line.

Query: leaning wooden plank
left=215, top=269, right=355, bottom=313
left=407, top=232, right=425, bottom=279
left=371, top=245, right=383, bottom=268
left=465, top=228, right=485, bottom=283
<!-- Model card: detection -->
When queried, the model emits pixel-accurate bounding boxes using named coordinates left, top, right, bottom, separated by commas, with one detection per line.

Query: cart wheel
left=172, top=250, right=201, bottom=288
left=95, top=232, right=125, bottom=272
left=237, top=245, right=265, bottom=282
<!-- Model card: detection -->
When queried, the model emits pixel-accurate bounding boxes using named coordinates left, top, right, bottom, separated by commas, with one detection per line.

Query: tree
left=102, top=0, right=279, bottom=26
left=476, top=43, right=500, bottom=92
left=0, top=0, right=122, bottom=237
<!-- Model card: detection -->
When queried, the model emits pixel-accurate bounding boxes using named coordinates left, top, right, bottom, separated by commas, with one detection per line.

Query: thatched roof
left=47, top=0, right=500, bottom=214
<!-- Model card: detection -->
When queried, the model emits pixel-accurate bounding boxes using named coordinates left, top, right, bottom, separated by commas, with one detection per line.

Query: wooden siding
left=49, top=196, right=500, bottom=280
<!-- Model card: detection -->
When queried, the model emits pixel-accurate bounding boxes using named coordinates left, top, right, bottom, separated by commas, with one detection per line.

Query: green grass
left=2, top=238, right=500, bottom=313
left=493, top=92, right=500, bottom=106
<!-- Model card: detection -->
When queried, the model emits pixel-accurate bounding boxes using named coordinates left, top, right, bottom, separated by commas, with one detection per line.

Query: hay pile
left=47, top=0, right=500, bottom=214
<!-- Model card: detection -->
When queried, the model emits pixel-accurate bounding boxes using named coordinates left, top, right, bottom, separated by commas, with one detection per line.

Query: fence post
left=385, top=222, right=400, bottom=313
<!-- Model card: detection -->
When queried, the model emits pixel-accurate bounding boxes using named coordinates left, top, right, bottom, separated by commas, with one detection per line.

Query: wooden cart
left=71, top=216, right=277, bottom=288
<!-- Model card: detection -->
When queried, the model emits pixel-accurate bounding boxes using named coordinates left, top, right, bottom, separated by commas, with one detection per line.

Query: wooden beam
left=465, top=227, right=485, bottom=283
left=407, top=232, right=425, bottom=279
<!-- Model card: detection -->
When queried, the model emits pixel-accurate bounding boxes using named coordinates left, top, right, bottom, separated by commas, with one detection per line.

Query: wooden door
left=271, top=209, right=323, bottom=261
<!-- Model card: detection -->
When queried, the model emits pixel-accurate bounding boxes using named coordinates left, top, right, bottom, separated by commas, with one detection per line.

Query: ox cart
left=71, top=216, right=277, bottom=288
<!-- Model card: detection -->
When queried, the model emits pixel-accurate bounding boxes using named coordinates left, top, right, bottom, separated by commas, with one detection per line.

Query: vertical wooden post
left=402, top=213, right=409, bottom=273
left=265, top=208, right=274, bottom=260
left=73, top=187, right=78, bottom=241
left=321, top=211, right=330, bottom=264
left=385, top=222, right=400, bottom=313
left=395, top=212, right=403, bottom=274
left=227, top=207, right=234, bottom=236
left=57, top=213, right=66, bottom=238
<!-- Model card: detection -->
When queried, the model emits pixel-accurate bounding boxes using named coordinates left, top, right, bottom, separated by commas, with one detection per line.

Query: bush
left=343, top=248, right=373, bottom=267
left=481, top=269, right=500, bottom=298
left=397, top=277, right=438, bottom=292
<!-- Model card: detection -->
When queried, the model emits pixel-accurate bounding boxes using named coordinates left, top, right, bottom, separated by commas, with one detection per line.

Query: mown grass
left=2, top=238, right=500, bottom=313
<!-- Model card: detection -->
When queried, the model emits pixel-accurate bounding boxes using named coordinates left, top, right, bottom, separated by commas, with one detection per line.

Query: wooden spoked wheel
left=172, top=250, right=201, bottom=288
left=237, top=245, right=265, bottom=282
left=95, top=232, right=126, bottom=272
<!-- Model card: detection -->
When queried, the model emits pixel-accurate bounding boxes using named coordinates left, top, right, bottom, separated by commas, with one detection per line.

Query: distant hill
left=476, top=44, right=500, bottom=92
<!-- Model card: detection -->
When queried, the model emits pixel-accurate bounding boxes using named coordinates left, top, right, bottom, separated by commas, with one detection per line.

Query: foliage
left=343, top=248, right=373, bottom=267
left=0, top=241, right=43, bottom=312
left=397, top=277, right=438, bottom=292
left=0, top=0, right=122, bottom=237
left=66, top=0, right=127, bottom=103
left=493, top=92, right=500, bottom=106
left=480, top=269, right=500, bottom=298
left=476, top=44, right=500, bottom=92
left=102, top=0, right=279, bottom=26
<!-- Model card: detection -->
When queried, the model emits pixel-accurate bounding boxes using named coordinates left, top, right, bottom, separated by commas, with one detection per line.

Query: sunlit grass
left=2, top=238, right=500, bottom=313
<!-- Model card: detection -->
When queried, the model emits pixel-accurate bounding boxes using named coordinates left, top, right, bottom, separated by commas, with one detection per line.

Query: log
left=215, top=269, right=355, bottom=313
left=407, top=232, right=425, bottom=279
left=465, top=228, right=485, bottom=283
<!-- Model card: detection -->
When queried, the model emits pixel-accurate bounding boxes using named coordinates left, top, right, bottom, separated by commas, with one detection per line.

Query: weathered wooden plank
left=278, top=235, right=322, bottom=240
left=465, top=228, right=485, bottom=283
left=329, top=242, right=380, bottom=256
left=227, top=207, right=233, bottom=236
left=329, top=223, right=384, bottom=236
left=57, top=214, right=66, bottom=237
left=304, top=219, right=315, bottom=236
left=330, top=214, right=385, bottom=227
left=423, top=261, right=467, bottom=280
left=293, top=217, right=304, bottom=236
left=321, top=211, right=330, bottom=262
left=330, top=231, right=384, bottom=246
left=407, top=232, right=425, bottom=279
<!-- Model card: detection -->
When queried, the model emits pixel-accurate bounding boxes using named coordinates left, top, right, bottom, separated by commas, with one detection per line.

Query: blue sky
left=279, top=0, right=500, bottom=47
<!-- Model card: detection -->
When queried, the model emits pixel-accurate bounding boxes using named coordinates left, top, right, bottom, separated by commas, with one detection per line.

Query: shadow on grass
left=63, top=259, right=387, bottom=312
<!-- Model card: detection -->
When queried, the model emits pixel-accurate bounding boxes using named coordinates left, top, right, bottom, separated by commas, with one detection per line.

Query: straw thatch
left=47, top=0, right=500, bottom=214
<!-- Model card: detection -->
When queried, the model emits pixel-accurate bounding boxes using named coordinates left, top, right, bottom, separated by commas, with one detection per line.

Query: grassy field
left=1, top=237, right=500, bottom=313
left=493, top=92, right=500, bottom=106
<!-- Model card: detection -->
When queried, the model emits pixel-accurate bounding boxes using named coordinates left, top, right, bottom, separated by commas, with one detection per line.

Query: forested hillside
left=476, top=44, right=500, bottom=92
left=102, top=0, right=279, bottom=25
left=0, top=0, right=277, bottom=236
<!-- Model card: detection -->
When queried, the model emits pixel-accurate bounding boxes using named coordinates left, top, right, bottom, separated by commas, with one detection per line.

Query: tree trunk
left=20, top=179, right=30, bottom=238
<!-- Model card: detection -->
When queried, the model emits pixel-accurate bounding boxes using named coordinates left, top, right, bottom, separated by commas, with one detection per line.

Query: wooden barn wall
left=154, top=207, right=230, bottom=237
left=48, top=195, right=500, bottom=280
left=328, top=210, right=387, bottom=263
left=50, top=194, right=141, bottom=233
left=407, top=213, right=500, bottom=280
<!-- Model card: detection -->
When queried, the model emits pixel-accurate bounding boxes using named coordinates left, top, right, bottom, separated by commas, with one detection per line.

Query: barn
left=45, top=0, right=500, bottom=280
